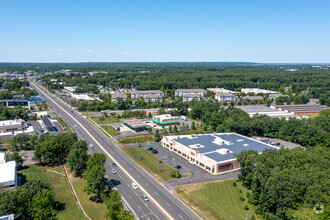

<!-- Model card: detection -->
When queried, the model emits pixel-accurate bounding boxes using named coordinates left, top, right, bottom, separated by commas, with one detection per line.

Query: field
left=175, top=179, right=258, bottom=220
left=121, top=146, right=190, bottom=182
left=117, top=135, right=155, bottom=144
left=18, top=165, right=84, bottom=220
left=90, top=117, right=121, bottom=124
left=101, top=125, right=121, bottom=137
left=66, top=166, right=107, bottom=220
left=19, top=164, right=107, bottom=220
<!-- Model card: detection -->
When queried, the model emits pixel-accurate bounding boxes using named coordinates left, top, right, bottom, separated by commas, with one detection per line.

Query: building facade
left=175, top=89, right=206, bottom=97
left=215, top=93, right=236, bottom=102
left=131, top=90, right=164, bottom=102
left=152, top=114, right=180, bottom=127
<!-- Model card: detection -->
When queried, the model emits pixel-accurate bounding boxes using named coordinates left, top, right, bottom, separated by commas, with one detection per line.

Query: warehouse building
left=0, top=119, right=24, bottom=133
left=273, top=104, right=330, bottom=115
left=152, top=114, right=180, bottom=127
left=241, top=88, right=278, bottom=94
left=236, top=105, right=298, bottom=119
left=161, top=133, right=278, bottom=174
left=207, top=88, right=240, bottom=95
left=122, top=118, right=148, bottom=132
left=0, top=152, right=17, bottom=188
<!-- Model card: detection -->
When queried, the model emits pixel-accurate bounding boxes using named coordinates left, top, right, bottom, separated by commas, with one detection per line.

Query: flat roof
left=0, top=119, right=24, bottom=127
left=176, top=89, right=206, bottom=92
left=132, top=90, right=163, bottom=94
left=0, top=161, right=16, bottom=186
left=274, top=104, right=329, bottom=113
left=122, top=118, right=147, bottom=128
left=41, top=117, right=55, bottom=128
left=167, top=133, right=278, bottom=163
left=0, top=152, right=6, bottom=164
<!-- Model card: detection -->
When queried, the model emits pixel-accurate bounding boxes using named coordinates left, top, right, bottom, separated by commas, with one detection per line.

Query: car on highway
left=147, top=147, right=153, bottom=151
left=90, top=144, right=93, bottom=148
left=112, top=163, right=116, bottom=167
left=111, top=169, right=116, bottom=174
left=74, top=124, right=77, bottom=128
left=142, top=195, right=149, bottom=202
left=131, top=182, right=138, bottom=189
left=151, top=149, right=158, bottom=154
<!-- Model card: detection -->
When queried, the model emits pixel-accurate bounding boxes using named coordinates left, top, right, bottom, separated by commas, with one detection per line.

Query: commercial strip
left=273, top=104, right=330, bottom=115
left=101, top=108, right=160, bottom=117
left=161, top=133, right=278, bottom=174
left=152, top=114, right=180, bottom=127
left=122, top=118, right=148, bottom=132
left=41, top=117, right=57, bottom=132
left=71, top=93, right=101, bottom=102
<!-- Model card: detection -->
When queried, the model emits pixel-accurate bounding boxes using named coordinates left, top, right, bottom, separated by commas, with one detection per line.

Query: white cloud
left=58, top=48, right=63, bottom=51
left=87, top=49, right=93, bottom=53
left=122, top=51, right=131, bottom=56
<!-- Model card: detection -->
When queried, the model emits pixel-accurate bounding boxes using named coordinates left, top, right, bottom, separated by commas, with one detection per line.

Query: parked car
left=111, top=169, right=116, bottom=174
left=151, top=149, right=158, bottom=154
left=131, top=182, right=138, bottom=189
left=112, top=163, right=116, bottom=167
left=142, top=195, right=149, bottom=202
left=174, top=165, right=182, bottom=169
left=147, top=147, right=153, bottom=151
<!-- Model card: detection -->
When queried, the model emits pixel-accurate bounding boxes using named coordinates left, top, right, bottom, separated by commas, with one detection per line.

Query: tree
left=30, top=189, right=58, bottom=220
left=83, top=164, right=106, bottom=198
left=148, top=126, right=152, bottom=134
left=173, top=124, right=178, bottom=133
left=168, top=125, right=173, bottom=133
left=154, top=129, right=162, bottom=142
left=7, top=151, right=24, bottom=168
left=68, top=148, right=88, bottom=173
left=170, top=169, right=181, bottom=178
left=71, top=140, right=88, bottom=151
left=191, top=121, right=196, bottom=130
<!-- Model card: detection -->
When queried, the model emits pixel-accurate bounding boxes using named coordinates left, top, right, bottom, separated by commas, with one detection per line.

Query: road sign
left=159, top=160, right=162, bottom=168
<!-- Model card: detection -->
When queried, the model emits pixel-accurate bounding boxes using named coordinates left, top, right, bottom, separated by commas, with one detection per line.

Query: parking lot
left=121, top=142, right=239, bottom=190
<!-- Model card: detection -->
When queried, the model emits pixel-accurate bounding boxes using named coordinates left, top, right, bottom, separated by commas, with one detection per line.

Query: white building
left=131, top=90, right=164, bottom=102
left=241, top=88, right=278, bottom=94
left=207, top=88, right=239, bottom=95
left=64, top=86, right=78, bottom=93
left=236, top=105, right=298, bottom=119
left=0, top=153, right=17, bottom=187
left=182, top=93, right=202, bottom=102
left=175, top=89, right=206, bottom=97
left=215, top=93, right=236, bottom=102
left=71, top=93, right=101, bottom=102
left=161, top=133, right=278, bottom=174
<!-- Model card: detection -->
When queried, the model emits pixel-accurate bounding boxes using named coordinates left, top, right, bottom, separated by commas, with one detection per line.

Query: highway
left=29, top=79, right=201, bottom=220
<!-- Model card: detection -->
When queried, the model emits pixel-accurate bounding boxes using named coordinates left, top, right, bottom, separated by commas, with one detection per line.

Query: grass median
left=90, top=117, right=121, bottom=124
left=174, top=179, right=259, bottom=220
left=121, top=146, right=190, bottom=182
left=117, top=135, right=155, bottom=144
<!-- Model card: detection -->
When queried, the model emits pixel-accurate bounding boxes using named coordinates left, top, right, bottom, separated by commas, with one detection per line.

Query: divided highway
left=29, top=79, right=201, bottom=220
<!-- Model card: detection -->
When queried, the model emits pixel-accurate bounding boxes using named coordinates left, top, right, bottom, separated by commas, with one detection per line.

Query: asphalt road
left=29, top=79, right=201, bottom=220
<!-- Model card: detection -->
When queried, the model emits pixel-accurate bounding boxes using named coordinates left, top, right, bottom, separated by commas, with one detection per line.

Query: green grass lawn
left=117, top=135, right=155, bottom=144
left=101, top=125, right=121, bottom=137
left=18, top=165, right=84, bottom=220
left=90, top=117, right=121, bottom=124
left=66, top=166, right=107, bottom=220
left=175, top=179, right=259, bottom=220
left=122, top=146, right=190, bottom=182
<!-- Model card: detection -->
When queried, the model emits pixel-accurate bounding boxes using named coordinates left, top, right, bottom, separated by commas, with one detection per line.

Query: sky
left=0, top=0, right=330, bottom=63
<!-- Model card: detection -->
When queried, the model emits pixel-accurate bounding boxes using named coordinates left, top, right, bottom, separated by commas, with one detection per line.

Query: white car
left=142, top=195, right=149, bottom=202
left=74, top=124, right=77, bottom=128
left=90, top=144, right=93, bottom=148
left=111, top=169, right=116, bottom=174
left=131, top=182, right=138, bottom=189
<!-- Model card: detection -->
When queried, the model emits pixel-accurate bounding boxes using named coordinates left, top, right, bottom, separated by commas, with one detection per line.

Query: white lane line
left=166, top=202, right=170, bottom=207
left=155, top=192, right=158, bottom=196
left=31, top=81, right=176, bottom=220
left=138, top=205, right=141, bottom=210
left=179, top=214, right=184, bottom=219
left=137, top=175, right=140, bottom=178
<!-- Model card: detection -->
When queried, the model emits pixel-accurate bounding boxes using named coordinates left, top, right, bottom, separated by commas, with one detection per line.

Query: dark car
left=151, top=149, right=158, bottom=154
left=147, top=147, right=153, bottom=151
left=112, top=163, right=116, bottom=167
left=174, top=165, right=181, bottom=169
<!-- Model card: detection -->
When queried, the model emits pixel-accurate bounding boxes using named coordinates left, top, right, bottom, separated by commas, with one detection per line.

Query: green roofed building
left=122, top=118, right=148, bottom=132
left=152, top=114, right=180, bottom=127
